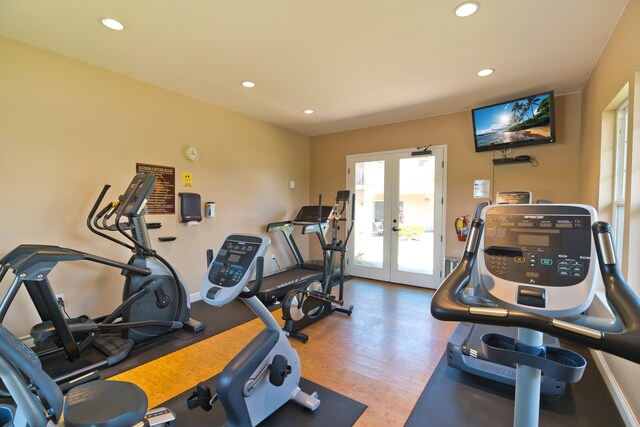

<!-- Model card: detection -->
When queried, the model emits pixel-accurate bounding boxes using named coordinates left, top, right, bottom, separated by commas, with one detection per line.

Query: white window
left=612, top=100, right=628, bottom=259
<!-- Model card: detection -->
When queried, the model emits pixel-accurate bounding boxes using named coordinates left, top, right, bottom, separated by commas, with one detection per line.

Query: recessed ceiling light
left=303, top=109, right=315, bottom=115
left=241, top=81, right=256, bottom=88
left=477, top=68, right=495, bottom=77
left=455, top=2, right=480, bottom=17
left=101, top=18, right=124, bottom=31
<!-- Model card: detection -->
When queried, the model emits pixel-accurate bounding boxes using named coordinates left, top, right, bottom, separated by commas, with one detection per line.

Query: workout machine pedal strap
left=481, top=333, right=587, bottom=383
left=187, top=382, right=215, bottom=411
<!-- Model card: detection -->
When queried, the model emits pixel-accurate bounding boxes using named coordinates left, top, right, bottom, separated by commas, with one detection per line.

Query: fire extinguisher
left=454, top=216, right=469, bottom=242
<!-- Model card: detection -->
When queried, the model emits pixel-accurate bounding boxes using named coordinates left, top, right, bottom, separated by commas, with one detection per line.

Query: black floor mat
left=161, top=376, right=366, bottom=427
left=40, top=277, right=353, bottom=380
left=40, top=298, right=267, bottom=380
left=405, top=342, right=624, bottom=427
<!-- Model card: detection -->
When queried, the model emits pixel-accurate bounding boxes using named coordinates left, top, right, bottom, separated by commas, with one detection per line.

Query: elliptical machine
left=0, top=174, right=202, bottom=385
left=281, top=191, right=355, bottom=343
left=189, top=233, right=320, bottom=426
left=431, top=203, right=640, bottom=427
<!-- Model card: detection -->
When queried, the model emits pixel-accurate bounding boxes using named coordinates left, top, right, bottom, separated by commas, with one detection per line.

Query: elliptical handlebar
left=87, top=184, right=135, bottom=252
left=87, top=184, right=111, bottom=227
left=431, top=218, right=640, bottom=364
left=343, top=193, right=356, bottom=247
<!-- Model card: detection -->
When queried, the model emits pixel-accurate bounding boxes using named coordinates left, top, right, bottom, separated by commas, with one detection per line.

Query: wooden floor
left=111, top=278, right=456, bottom=426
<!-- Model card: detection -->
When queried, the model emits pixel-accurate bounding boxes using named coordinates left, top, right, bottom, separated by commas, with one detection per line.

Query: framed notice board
left=136, top=163, right=175, bottom=214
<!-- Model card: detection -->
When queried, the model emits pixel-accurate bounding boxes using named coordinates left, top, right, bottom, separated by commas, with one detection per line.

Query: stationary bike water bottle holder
left=431, top=204, right=640, bottom=366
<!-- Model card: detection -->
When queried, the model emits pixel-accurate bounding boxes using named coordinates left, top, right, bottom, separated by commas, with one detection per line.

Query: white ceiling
left=0, top=1, right=628, bottom=136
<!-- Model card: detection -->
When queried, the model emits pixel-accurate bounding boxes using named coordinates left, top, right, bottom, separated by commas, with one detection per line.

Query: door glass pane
left=354, top=160, right=384, bottom=268
left=397, top=156, right=435, bottom=274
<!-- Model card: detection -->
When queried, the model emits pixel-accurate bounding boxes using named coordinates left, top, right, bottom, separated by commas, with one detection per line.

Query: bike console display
left=200, top=234, right=268, bottom=306
left=478, top=204, right=597, bottom=317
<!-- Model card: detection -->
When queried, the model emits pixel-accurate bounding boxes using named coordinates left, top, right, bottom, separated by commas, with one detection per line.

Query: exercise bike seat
left=64, top=380, right=148, bottom=427
left=0, top=324, right=149, bottom=427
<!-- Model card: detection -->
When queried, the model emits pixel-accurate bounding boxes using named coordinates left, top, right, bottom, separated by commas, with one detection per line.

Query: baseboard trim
left=190, top=291, right=202, bottom=303
left=591, top=348, right=640, bottom=427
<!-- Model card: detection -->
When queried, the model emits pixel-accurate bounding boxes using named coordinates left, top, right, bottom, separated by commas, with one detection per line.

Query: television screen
left=472, top=91, right=555, bottom=152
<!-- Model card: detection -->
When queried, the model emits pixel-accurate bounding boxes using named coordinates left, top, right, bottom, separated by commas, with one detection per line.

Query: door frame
left=345, top=146, right=447, bottom=289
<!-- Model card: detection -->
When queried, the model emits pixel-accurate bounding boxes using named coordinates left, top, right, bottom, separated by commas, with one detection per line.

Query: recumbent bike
left=0, top=322, right=176, bottom=426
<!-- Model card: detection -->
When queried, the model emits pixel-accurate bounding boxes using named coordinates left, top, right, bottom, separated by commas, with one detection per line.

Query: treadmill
left=255, top=204, right=333, bottom=305
left=446, top=192, right=566, bottom=397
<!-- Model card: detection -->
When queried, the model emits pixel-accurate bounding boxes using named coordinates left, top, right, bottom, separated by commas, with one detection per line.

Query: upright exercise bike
left=431, top=203, right=640, bottom=427
left=189, top=233, right=320, bottom=426
left=281, top=191, right=355, bottom=343
left=0, top=174, right=203, bottom=386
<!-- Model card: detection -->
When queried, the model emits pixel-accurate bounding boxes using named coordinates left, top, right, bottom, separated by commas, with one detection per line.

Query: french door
left=346, top=147, right=446, bottom=289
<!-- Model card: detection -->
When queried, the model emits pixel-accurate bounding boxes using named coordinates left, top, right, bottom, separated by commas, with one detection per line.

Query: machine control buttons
left=558, top=260, right=583, bottom=278
left=541, top=258, right=553, bottom=266
left=489, top=255, right=509, bottom=274
left=514, top=256, right=525, bottom=263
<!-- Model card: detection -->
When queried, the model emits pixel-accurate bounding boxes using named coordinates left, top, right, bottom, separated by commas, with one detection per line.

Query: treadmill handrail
left=431, top=218, right=640, bottom=364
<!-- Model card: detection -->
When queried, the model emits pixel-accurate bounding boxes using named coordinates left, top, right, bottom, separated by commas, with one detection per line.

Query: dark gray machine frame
left=281, top=191, right=355, bottom=343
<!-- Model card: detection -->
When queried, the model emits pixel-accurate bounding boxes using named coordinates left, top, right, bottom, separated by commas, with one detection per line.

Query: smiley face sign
left=183, top=172, right=193, bottom=187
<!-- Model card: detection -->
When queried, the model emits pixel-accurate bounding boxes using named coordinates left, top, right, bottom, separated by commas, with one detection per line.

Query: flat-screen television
left=472, top=90, right=556, bottom=152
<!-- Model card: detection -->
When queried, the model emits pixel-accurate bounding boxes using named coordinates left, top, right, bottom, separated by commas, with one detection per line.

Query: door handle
left=392, top=226, right=401, bottom=232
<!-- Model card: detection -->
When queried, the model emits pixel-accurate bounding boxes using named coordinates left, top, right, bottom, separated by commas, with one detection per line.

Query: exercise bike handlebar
left=430, top=218, right=640, bottom=364
left=240, top=256, right=264, bottom=299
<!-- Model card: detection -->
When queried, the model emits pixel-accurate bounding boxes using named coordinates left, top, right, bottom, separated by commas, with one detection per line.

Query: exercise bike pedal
left=187, top=382, right=216, bottom=412
left=144, top=407, right=176, bottom=426
left=269, top=354, right=292, bottom=386
left=183, top=318, right=205, bottom=333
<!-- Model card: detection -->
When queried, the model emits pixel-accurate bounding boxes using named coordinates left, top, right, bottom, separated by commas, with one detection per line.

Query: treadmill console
left=478, top=204, right=597, bottom=317
left=294, top=206, right=334, bottom=224
left=200, top=234, right=269, bottom=307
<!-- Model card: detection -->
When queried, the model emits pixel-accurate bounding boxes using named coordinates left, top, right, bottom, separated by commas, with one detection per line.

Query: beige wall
left=0, top=37, right=311, bottom=335
left=579, top=0, right=640, bottom=423
left=309, top=93, right=582, bottom=261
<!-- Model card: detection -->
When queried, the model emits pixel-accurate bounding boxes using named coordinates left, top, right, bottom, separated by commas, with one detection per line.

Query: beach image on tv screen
left=474, top=93, right=552, bottom=149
